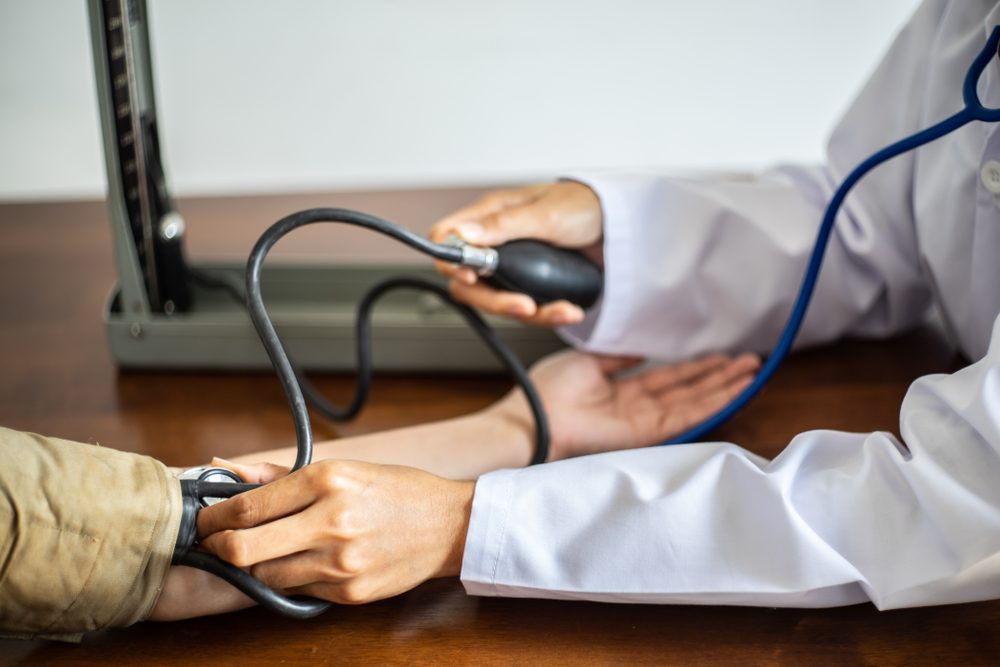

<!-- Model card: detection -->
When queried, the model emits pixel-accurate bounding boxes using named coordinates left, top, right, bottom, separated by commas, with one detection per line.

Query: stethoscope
left=172, top=25, right=1000, bottom=617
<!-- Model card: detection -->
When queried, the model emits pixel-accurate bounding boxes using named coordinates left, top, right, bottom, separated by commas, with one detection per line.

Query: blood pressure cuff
left=0, top=427, right=182, bottom=642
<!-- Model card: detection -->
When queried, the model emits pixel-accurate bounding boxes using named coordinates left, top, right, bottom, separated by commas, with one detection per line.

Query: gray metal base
left=104, top=262, right=564, bottom=371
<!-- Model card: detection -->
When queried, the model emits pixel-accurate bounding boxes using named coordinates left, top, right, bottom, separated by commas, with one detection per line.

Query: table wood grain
left=1, top=196, right=997, bottom=666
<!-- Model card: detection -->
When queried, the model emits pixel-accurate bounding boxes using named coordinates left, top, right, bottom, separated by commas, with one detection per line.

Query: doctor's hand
left=196, top=460, right=473, bottom=605
left=429, top=181, right=602, bottom=327
left=498, top=349, right=761, bottom=462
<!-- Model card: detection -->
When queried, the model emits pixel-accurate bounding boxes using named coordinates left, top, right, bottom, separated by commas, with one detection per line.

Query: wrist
left=152, top=565, right=256, bottom=621
left=480, top=395, right=536, bottom=468
left=437, top=480, right=476, bottom=578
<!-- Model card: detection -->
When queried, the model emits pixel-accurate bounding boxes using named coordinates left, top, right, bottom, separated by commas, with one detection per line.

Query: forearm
left=150, top=565, right=255, bottom=621
left=228, top=406, right=532, bottom=480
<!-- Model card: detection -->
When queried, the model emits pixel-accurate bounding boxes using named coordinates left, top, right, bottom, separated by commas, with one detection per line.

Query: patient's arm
left=151, top=350, right=757, bottom=620
left=230, top=406, right=529, bottom=480
left=231, top=349, right=759, bottom=478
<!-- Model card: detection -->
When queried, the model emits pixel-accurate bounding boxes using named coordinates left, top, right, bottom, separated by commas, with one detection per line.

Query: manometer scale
left=86, top=0, right=564, bottom=371
left=91, top=0, right=190, bottom=315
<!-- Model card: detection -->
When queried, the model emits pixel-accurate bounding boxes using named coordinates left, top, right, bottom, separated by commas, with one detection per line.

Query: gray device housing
left=88, top=0, right=563, bottom=371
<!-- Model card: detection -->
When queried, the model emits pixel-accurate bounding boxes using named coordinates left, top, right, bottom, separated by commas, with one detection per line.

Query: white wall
left=0, top=0, right=921, bottom=201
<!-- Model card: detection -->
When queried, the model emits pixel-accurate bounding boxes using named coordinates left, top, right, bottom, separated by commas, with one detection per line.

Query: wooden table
left=1, top=198, right=998, bottom=666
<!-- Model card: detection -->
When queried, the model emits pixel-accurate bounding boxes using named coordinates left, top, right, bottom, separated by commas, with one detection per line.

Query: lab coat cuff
left=556, top=173, right=641, bottom=355
left=460, top=468, right=520, bottom=596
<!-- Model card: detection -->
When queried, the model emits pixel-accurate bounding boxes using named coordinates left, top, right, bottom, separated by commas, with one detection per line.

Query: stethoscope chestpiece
left=173, top=466, right=256, bottom=563
left=178, top=465, right=244, bottom=507
left=171, top=465, right=332, bottom=618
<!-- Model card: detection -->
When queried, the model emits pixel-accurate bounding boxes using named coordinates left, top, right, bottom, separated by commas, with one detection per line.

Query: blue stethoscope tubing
left=665, top=26, right=1000, bottom=445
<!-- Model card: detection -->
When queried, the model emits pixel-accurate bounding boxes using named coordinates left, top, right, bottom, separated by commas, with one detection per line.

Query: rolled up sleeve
left=0, top=428, right=182, bottom=641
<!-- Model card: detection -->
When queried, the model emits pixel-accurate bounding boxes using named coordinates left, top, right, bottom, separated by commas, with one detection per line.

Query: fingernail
left=456, top=223, right=485, bottom=243
left=211, top=457, right=236, bottom=468
left=457, top=268, right=477, bottom=285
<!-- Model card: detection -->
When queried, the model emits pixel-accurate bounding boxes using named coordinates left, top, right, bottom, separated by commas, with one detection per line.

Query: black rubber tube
left=175, top=550, right=330, bottom=619
left=177, top=208, right=551, bottom=618
left=297, top=276, right=549, bottom=464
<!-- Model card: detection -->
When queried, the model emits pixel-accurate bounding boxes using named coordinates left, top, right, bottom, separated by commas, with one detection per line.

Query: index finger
left=199, top=505, right=324, bottom=568
left=429, top=202, right=501, bottom=244
left=429, top=185, right=549, bottom=243
left=197, top=468, right=316, bottom=539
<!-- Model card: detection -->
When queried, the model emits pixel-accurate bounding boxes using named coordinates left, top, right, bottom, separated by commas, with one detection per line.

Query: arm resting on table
left=0, top=429, right=182, bottom=641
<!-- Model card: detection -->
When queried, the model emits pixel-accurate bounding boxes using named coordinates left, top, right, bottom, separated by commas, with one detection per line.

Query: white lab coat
left=459, top=0, right=1000, bottom=609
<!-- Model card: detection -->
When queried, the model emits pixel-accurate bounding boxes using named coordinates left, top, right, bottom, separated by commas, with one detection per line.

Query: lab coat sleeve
left=558, top=0, right=947, bottom=360
left=460, top=315, right=1000, bottom=610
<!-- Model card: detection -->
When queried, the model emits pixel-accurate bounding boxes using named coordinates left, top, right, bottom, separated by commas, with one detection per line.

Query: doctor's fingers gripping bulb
left=455, top=237, right=603, bottom=309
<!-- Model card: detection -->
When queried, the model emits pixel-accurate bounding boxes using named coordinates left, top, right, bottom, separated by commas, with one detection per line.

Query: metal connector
left=443, top=233, right=499, bottom=276
left=460, top=244, right=499, bottom=276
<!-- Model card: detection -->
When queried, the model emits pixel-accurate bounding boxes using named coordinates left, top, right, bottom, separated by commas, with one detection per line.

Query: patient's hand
left=494, top=349, right=760, bottom=462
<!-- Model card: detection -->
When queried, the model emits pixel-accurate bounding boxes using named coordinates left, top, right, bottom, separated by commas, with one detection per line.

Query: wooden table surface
left=1, top=197, right=998, bottom=666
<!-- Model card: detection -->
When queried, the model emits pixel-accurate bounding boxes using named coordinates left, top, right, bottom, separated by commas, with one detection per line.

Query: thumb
left=457, top=201, right=559, bottom=247
left=211, top=457, right=291, bottom=484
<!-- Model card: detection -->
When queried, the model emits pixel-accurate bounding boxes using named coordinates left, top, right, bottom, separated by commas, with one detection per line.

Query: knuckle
left=316, top=560, right=341, bottom=581
left=309, top=459, right=335, bottom=476
left=428, top=224, right=447, bottom=241
left=490, top=208, right=509, bottom=226
left=337, top=580, right=372, bottom=605
left=324, top=511, right=352, bottom=539
left=308, top=460, right=343, bottom=493
left=217, top=532, right=250, bottom=567
left=229, top=495, right=259, bottom=529
left=334, top=546, right=366, bottom=576
left=309, top=460, right=363, bottom=498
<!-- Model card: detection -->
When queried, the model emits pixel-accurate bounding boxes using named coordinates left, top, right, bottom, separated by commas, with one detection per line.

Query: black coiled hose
left=176, top=207, right=552, bottom=618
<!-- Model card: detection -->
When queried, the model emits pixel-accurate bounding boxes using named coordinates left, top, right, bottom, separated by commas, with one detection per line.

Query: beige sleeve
left=0, top=427, right=182, bottom=641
